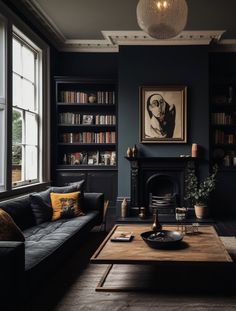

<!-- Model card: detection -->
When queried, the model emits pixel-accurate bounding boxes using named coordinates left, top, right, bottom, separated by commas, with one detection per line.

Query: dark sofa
left=0, top=189, right=104, bottom=310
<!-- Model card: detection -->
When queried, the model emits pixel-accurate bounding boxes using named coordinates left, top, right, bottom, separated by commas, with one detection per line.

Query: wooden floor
left=27, top=210, right=236, bottom=311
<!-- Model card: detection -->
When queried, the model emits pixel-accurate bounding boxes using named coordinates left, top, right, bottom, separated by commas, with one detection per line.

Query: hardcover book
left=110, top=231, right=133, bottom=242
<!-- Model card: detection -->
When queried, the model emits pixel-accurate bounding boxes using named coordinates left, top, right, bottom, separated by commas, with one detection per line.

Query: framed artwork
left=140, top=86, right=187, bottom=143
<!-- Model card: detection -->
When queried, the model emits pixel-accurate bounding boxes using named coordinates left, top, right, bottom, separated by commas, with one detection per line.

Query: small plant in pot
left=184, top=164, right=218, bottom=219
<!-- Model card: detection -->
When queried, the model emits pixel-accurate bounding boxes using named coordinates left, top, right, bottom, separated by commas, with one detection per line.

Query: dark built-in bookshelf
left=211, top=82, right=236, bottom=169
left=54, top=77, right=118, bottom=205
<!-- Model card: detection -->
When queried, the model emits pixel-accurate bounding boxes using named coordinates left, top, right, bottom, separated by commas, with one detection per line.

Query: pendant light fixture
left=137, top=0, right=188, bottom=39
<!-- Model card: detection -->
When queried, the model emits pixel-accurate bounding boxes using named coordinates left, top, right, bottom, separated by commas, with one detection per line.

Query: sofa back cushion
left=29, top=189, right=53, bottom=225
left=0, top=209, right=25, bottom=241
left=29, top=182, right=85, bottom=225
left=0, top=195, right=35, bottom=230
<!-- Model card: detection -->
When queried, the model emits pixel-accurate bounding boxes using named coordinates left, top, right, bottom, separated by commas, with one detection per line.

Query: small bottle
left=63, top=154, right=67, bottom=164
left=126, top=147, right=132, bottom=157
left=152, top=210, right=162, bottom=232
left=132, top=144, right=138, bottom=157
left=191, top=143, right=198, bottom=158
left=121, top=198, right=128, bottom=218
left=139, top=207, right=146, bottom=219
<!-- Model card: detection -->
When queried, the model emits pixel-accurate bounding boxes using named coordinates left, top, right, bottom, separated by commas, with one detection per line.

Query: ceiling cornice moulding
left=62, top=30, right=225, bottom=52
left=21, top=0, right=228, bottom=52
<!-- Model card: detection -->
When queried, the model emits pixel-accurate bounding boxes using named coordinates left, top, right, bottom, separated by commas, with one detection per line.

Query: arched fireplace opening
left=146, top=174, right=179, bottom=215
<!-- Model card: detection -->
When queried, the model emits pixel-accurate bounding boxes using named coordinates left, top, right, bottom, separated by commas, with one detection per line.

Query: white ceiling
left=20, top=0, right=236, bottom=52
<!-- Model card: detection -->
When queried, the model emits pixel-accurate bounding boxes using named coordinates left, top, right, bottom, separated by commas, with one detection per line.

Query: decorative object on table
left=126, top=147, right=132, bottom=157
left=191, top=143, right=198, bottom=157
left=88, top=93, right=96, bottom=103
left=175, top=207, right=187, bottom=232
left=141, top=230, right=183, bottom=249
left=184, top=164, right=218, bottom=219
left=185, top=223, right=199, bottom=235
left=139, top=207, right=146, bottom=219
left=132, top=144, right=138, bottom=157
left=152, top=208, right=162, bottom=232
left=139, top=86, right=187, bottom=143
left=121, top=198, right=128, bottom=218
left=111, top=231, right=133, bottom=242
left=136, top=0, right=188, bottom=40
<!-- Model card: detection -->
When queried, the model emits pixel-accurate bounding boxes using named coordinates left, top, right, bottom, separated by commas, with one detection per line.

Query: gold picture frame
left=140, top=85, right=187, bottom=143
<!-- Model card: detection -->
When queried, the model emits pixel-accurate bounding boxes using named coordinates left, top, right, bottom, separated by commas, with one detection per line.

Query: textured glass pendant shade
left=137, top=0, right=188, bottom=39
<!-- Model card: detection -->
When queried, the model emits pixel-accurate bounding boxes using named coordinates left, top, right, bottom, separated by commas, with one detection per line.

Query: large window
left=0, top=16, right=6, bottom=192
left=12, top=34, right=40, bottom=187
left=0, top=2, right=50, bottom=197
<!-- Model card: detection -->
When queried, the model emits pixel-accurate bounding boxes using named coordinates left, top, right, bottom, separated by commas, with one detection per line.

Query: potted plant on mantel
left=184, top=164, right=218, bottom=219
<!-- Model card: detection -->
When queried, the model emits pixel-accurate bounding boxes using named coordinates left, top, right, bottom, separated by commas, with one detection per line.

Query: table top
left=91, top=224, right=232, bottom=265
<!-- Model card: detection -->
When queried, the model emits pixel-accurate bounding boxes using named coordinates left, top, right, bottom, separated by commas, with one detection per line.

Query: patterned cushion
left=50, top=191, right=84, bottom=221
left=0, top=209, right=25, bottom=241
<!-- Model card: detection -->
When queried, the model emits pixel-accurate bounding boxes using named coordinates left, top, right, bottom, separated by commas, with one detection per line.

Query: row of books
left=60, top=132, right=116, bottom=144
left=212, top=113, right=236, bottom=125
left=58, top=113, right=116, bottom=125
left=60, top=91, right=115, bottom=104
left=214, top=129, right=235, bottom=144
left=62, top=151, right=116, bottom=166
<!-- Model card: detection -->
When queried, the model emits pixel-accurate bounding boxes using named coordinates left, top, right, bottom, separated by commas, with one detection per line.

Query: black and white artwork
left=140, top=86, right=187, bottom=143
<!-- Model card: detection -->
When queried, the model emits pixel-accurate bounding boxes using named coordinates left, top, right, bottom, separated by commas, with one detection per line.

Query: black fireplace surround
left=126, top=157, right=195, bottom=217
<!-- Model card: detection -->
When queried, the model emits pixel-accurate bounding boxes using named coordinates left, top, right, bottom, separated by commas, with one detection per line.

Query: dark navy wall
left=55, top=52, right=118, bottom=77
left=118, top=45, right=209, bottom=196
left=53, top=47, right=210, bottom=198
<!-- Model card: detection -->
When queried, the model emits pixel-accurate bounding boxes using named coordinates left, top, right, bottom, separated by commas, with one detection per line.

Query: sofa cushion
left=51, top=179, right=85, bottom=193
left=29, top=182, right=85, bottom=225
left=23, top=210, right=100, bottom=271
left=0, top=209, right=25, bottom=241
left=29, top=189, right=52, bottom=225
left=0, top=195, right=35, bottom=230
left=50, top=191, right=84, bottom=221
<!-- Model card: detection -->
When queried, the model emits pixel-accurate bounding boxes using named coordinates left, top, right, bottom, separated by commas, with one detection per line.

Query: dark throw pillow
left=0, top=209, right=25, bottom=242
left=29, top=189, right=53, bottom=225
left=54, top=179, right=85, bottom=193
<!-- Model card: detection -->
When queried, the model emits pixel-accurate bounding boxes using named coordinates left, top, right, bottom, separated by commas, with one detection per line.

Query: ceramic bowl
left=141, top=230, right=184, bottom=249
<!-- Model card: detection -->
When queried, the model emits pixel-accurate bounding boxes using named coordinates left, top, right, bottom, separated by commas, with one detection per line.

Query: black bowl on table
left=141, top=230, right=184, bottom=249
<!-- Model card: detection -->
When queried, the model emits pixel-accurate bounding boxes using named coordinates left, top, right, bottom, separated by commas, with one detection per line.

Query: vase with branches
left=184, top=164, right=218, bottom=218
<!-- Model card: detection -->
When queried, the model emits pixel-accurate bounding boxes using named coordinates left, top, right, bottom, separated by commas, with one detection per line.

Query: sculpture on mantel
left=126, top=144, right=138, bottom=158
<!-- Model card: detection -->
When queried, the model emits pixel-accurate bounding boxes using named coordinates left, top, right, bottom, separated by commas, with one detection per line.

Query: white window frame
left=0, top=0, right=51, bottom=197
left=0, top=13, right=6, bottom=192
left=12, top=31, right=41, bottom=188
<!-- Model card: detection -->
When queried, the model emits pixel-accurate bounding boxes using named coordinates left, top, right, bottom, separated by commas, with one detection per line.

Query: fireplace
left=126, top=157, right=195, bottom=217
left=147, top=174, right=179, bottom=215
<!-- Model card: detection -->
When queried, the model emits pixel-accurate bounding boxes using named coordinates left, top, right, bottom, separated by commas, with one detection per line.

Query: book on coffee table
left=111, top=231, right=133, bottom=242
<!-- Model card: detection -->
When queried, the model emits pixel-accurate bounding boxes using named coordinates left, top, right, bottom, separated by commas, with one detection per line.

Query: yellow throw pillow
left=50, top=191, right=84, bottom=221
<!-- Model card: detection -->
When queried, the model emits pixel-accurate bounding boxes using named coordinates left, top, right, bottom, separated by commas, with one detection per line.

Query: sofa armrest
left=83, top=193, right=104, bottom=224
left=0, top=242, right=25, bottom=309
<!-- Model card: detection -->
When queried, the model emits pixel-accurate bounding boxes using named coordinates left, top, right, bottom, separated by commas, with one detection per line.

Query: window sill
left=0, top=182, right=51, bottom=201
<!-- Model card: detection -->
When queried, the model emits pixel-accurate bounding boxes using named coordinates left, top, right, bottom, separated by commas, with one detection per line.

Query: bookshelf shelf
left=57, top=103, right=115, bottom=107
left=58, top=143, right=116, bottom=146
left=57, top=164, right=117, bottom=170
left=54, top=76, right=118, bottom=205
left=58, top=124, right=116, bottom=128
left=210, top=81, right=236, bottom=168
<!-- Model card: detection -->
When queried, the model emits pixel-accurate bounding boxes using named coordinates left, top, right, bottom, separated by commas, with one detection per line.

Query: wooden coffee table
left=91, top=224, right=233, bottom=291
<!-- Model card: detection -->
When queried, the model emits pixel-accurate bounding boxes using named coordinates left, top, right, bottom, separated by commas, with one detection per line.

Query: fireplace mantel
left=125, top=156, right=196, bottom=216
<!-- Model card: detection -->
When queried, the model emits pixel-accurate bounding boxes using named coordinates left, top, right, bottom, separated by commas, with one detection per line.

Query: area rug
left=30, top=233, right=236, bottom=311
